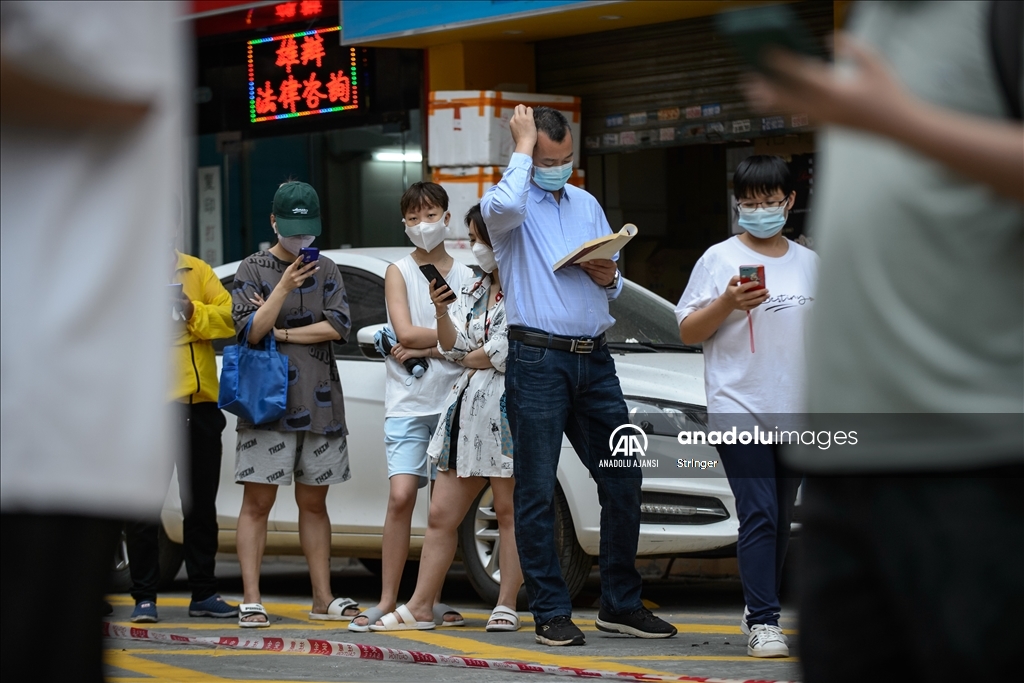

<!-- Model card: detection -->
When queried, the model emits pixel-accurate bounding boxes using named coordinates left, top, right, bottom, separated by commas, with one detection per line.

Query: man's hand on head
left=580, top=259, right=617, bottom=287
left=510, top=104, right=538, bottom=156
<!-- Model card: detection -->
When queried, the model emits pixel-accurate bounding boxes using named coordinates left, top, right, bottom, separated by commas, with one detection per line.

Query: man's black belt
left=508, top=328, right=606, bottom=354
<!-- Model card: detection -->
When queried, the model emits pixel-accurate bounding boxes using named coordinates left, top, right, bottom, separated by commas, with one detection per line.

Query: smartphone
left=168, top=283, right=184, bottom=298
left=299, top=247, right=319, bottom=264
left=716, top=5, right=821, bottom=75
left=419, top=264, right=458, bottom=303
left=739, top=265, right=766, bottom=291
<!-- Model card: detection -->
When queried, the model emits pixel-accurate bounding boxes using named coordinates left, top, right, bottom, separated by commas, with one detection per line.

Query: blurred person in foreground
left=0, top=2, right=185, bottom=681
left=744, top=1, right=1023, bottom=680
left=125, top=246, right=236, bottom=624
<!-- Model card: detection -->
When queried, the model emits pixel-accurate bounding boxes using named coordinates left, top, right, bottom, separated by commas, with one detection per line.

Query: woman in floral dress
left=368, top=204, right=522, bottom=633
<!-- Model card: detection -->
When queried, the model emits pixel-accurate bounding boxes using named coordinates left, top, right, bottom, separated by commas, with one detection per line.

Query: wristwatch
left=605, top=269, right=620, bottom=289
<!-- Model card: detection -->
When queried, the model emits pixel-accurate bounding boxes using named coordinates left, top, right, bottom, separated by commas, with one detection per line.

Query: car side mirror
left=357, top=323, right=387, bottom=361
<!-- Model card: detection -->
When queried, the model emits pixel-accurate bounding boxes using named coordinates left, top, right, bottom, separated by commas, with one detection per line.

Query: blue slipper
left=130, top=601, right=158, bottom=623
left=189, top=594, right=239, bottom=618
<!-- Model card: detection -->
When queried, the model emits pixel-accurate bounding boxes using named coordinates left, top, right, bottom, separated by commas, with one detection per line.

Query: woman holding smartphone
left=369, top=204, right=523, bottom=632
left=230, top=181, right=360, bottom=627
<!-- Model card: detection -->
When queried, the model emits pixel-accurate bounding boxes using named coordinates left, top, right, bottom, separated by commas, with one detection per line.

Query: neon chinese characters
left=247, top=26, right=359, bottom=123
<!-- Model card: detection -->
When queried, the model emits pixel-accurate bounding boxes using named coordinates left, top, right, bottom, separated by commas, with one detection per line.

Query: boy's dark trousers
left=127, top=401, right=226, bottom=602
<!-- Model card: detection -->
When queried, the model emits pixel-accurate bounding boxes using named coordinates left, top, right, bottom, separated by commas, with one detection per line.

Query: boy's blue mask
left=738, top=206, right=787, bottom=238
left=533, top=162, right=573, bottom=191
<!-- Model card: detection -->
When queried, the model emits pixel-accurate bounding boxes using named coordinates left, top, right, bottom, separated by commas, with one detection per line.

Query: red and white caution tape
left=104, top=622, right=799, bottom=683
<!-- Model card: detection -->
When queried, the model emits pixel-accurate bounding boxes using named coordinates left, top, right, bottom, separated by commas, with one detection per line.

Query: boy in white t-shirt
left=349, top=183, right=471, bottom=632
left=675, top=156, right=818, bottom=658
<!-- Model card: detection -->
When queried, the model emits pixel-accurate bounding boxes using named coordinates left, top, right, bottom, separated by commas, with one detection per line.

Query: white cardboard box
left=434, top=166, right=585, bottom=239
left=428, top=91, right=582, bottom=168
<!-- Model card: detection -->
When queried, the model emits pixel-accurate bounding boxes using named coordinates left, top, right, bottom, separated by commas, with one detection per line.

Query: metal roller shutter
left=535, top=2, right=834, bottom=153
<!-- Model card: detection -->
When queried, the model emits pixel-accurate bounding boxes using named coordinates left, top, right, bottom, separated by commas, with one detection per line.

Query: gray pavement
left=104, top=557, right=801, bottom=682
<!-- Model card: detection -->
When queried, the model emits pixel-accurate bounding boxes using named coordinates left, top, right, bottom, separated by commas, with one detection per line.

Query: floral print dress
left=427, top=272, right=513, bottom=478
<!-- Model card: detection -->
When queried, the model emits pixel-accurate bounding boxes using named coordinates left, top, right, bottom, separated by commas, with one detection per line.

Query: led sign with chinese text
left=247, top=26, right=359, bottom=124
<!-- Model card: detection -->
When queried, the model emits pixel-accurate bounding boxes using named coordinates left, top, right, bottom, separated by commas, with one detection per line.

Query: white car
left=150, top=245, right=737, bottom=603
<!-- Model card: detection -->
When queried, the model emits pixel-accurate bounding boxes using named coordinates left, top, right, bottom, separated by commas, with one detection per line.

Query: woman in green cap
left=229, top=181, right=359, bottom=627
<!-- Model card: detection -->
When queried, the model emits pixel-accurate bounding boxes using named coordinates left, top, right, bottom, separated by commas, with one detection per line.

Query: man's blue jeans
left=505, top=331, right=643, bottom=624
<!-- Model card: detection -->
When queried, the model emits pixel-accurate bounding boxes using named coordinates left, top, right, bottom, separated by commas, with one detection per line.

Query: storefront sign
left=659, top=127, right=676, bottom=141
left=701, top=103, right=721, bottom=117
left=657, top=107, right=680, bottom=121
left=619, top=131, right=637, bottom=145
left=605, top=114, right=624, bottom=128
left=685, top=106, right=702, bottom=119
left=628, top=112, right=648, bottom=126
left=732, top=119, right=751, bottom=133
left=762, top=115, right=786, bottom=131
left=247, top=26, right=359, bottom=123
left=197, top=167, right=224, bottom=266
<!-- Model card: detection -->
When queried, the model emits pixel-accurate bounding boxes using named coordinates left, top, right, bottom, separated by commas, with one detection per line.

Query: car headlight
left=624, top=396, right=707, bottom=438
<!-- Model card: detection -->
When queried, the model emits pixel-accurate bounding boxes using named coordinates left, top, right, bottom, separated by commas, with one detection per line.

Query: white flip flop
left=486, top=605, right=521, bottom=632
left=238, top=603, right=271, bottom=629
left=433, top=602, right=465, bottom=627
left=369, top=604, right=436, bottom=631
left=309, top=597, right=359, bottom=621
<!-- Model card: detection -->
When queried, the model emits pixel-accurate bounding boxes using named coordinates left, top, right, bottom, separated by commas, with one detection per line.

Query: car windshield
left=608, top=282, right=699, bottom=352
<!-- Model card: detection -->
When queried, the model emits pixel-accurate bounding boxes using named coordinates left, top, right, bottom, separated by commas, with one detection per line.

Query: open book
left=552, top=223, right=638, bottom=272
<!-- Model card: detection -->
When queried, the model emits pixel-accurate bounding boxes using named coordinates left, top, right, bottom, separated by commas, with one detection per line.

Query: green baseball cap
left=272, top=181, right=322, bottom=236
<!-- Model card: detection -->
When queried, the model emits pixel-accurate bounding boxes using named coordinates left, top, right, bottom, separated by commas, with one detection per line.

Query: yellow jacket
left=171, top=252, right=234, bottom=403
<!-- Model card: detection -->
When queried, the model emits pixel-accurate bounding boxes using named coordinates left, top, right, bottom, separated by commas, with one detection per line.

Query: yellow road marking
left=108, top=649, right=359, bottom=682
left=108, top=619, right=770, bottom=635
left=106, top=650, right=230, bottom=681
left=359, top=629, right=682, bottom=677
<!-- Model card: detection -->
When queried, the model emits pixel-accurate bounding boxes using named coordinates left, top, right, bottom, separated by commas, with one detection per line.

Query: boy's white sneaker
left=747, top=624, right=789, bottom=658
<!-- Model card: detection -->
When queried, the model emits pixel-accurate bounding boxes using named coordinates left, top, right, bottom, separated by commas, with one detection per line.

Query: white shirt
left=384, top=254, right=472, bottom=417
left=675, top=236, right=819, bottom=416
left=0, top=2, right=185, bottom=517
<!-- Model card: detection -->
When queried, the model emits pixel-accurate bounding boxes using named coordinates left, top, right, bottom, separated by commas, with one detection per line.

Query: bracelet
left=434, top=310, right=449, bottom=320
left=285, top=329, right=289, bottom=342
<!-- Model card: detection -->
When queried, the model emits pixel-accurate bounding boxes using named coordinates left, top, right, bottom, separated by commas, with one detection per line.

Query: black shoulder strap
left=989, top=1, right=1023, bottom=120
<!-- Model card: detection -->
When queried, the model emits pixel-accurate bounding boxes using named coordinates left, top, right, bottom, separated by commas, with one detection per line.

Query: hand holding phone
left=299, top=247, right=319, bottom=264
left=419, top=264, right=457, bottom=304
left=739, top=265, right=766, bottom=291
left=716, top=5, right=821, bottom=77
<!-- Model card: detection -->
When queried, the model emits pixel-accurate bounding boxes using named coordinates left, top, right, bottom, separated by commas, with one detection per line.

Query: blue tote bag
left=218, top=316, right=289, bottom=425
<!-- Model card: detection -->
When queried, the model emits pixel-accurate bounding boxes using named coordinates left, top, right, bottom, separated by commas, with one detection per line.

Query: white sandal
left=369, top=604, right=436, bottom=631
left=238, top=603, right=271, bottom=629
left=486, top=605, right=520, bottom=632
left=309, top=597, right=359, bottom=621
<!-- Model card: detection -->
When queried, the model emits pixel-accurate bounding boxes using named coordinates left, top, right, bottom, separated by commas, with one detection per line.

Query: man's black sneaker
left=535, top=615, right=586, bottom=646
left=595, top=606, right=677, bottom=639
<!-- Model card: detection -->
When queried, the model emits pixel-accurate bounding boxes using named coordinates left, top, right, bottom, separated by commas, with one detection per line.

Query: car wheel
left=458, top=483, right=590, bottom=607
left=158, top=526, right=185, bottom=587
left=109, top=528, right=133, bottom=593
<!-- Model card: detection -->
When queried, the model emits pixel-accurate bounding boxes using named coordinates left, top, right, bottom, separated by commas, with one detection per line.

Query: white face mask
left=471, top=242, right=497, bottom=273
left=404, top=214, right=449, bottom=252
left=278, top=233, right=315, bottom=255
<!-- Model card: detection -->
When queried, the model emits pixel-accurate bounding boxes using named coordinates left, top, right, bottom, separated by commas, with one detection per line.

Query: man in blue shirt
left=481, top=105, right=676, bottom=646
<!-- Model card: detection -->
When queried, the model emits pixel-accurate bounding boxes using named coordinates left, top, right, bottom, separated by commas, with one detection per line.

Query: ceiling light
left=373, top=151, right=422, bottom=163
